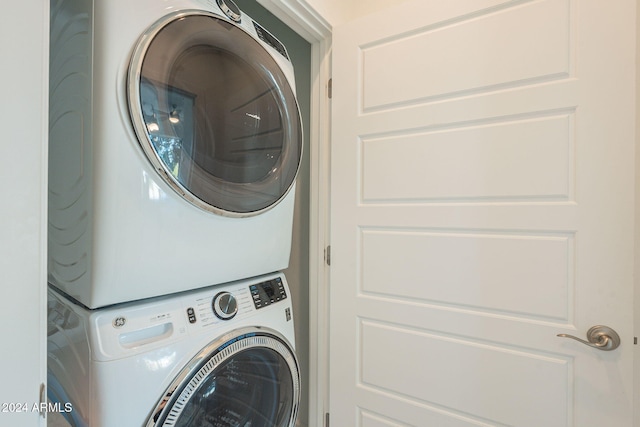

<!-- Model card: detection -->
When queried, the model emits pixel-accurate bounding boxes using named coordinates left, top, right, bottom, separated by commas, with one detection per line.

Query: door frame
left=255, top=1, right=332, bottom=426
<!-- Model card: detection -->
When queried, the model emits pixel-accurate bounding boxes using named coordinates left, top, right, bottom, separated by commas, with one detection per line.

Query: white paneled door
left=329, top=1, right=635, bottom=426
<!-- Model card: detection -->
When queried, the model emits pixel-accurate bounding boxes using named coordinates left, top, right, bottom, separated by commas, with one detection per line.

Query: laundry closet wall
left=0, top=0, right=48, bottom=426
left=234, top=1, right=312, bottom=426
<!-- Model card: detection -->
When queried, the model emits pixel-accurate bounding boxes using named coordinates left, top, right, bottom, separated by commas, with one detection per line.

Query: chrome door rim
left=146, top=326, right=300, bottom=427
left=127, top=10, right=302, bottom=218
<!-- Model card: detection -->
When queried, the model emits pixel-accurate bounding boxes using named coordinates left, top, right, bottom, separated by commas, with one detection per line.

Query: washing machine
left=47, top=272, right=300, bottom=426
left=48, top=0, right=303, bottom=308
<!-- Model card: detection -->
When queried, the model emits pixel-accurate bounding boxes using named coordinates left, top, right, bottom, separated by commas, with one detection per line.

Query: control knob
left=212, top=292, right=238, bottom=320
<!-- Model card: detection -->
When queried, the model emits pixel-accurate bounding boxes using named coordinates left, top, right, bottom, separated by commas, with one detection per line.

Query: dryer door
left=147, top=328, right=300, bottom=427
left=128, top=12, right=302, bottom=217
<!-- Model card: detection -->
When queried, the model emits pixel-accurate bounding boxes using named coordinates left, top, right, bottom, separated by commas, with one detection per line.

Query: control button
left=187, top=307, right=196, bottom=324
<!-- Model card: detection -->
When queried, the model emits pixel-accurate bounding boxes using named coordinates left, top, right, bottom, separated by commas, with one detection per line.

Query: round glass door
left=128, top=12, right=302, bottom=216
left=147, top=329, right=300, bottom=427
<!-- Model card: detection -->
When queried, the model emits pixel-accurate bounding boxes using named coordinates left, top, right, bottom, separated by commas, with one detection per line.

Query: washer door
left=128, top=12, right=302, bottom=216
left=147, top=328, right=300, bottom=427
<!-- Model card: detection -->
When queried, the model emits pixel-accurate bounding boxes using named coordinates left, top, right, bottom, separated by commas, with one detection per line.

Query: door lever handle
left=557, top=325, right=620, bottom=351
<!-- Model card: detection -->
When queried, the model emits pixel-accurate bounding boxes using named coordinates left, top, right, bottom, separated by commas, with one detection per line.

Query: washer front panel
left=147, top=327, right=300, bottom=427
left=128, top=11, right=302, bottom=216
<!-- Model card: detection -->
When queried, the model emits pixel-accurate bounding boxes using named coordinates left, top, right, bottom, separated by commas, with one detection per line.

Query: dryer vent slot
left=253, top=21, right=289, bottom=60
left=119, top=323, right=173, bottom=348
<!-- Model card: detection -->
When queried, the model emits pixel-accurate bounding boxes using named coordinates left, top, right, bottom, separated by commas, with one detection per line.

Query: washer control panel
left=185, top=286, right=252, bottom=327
left=250, top=276, right=287, bottom=309
left=83, top=274, right=291, bottom=357
left=182, top=275, right=289, bottom=328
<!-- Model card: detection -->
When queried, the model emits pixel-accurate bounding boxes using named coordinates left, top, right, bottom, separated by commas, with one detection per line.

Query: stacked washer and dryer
left=47, top=0, right=302, bottom=425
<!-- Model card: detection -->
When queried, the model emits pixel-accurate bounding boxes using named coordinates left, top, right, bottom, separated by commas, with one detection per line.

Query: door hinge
left=328, top=78, right=333, bottom=99
left=325, top=245, right=331, bottom=266
left=39, top=383, right=46, bottom=418
left=325, top=412, right=330, bottom=427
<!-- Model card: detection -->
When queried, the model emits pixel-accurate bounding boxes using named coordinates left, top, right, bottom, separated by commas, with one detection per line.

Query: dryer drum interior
left=128, top=12, right=303, bottom=216
left=148, top=329, right=300, bottom=427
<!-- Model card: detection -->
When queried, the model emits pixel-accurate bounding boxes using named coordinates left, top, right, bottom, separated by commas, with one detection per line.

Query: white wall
left=0, top=1, right=48, bottom=426
left=303, top=0, right=349, bottom=25
left=305, top=0, right=408, bottom=25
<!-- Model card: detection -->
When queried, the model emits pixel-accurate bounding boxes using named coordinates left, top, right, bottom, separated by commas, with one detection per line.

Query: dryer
left=48, top=0, right=302, bottom=308
left=47, top=272, right=300, bottom=427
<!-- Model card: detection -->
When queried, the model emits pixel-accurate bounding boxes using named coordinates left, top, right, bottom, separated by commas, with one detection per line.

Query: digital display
left=263, top=283, right=274, bottom=298
left=250, top=278, right=286, bottom=310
